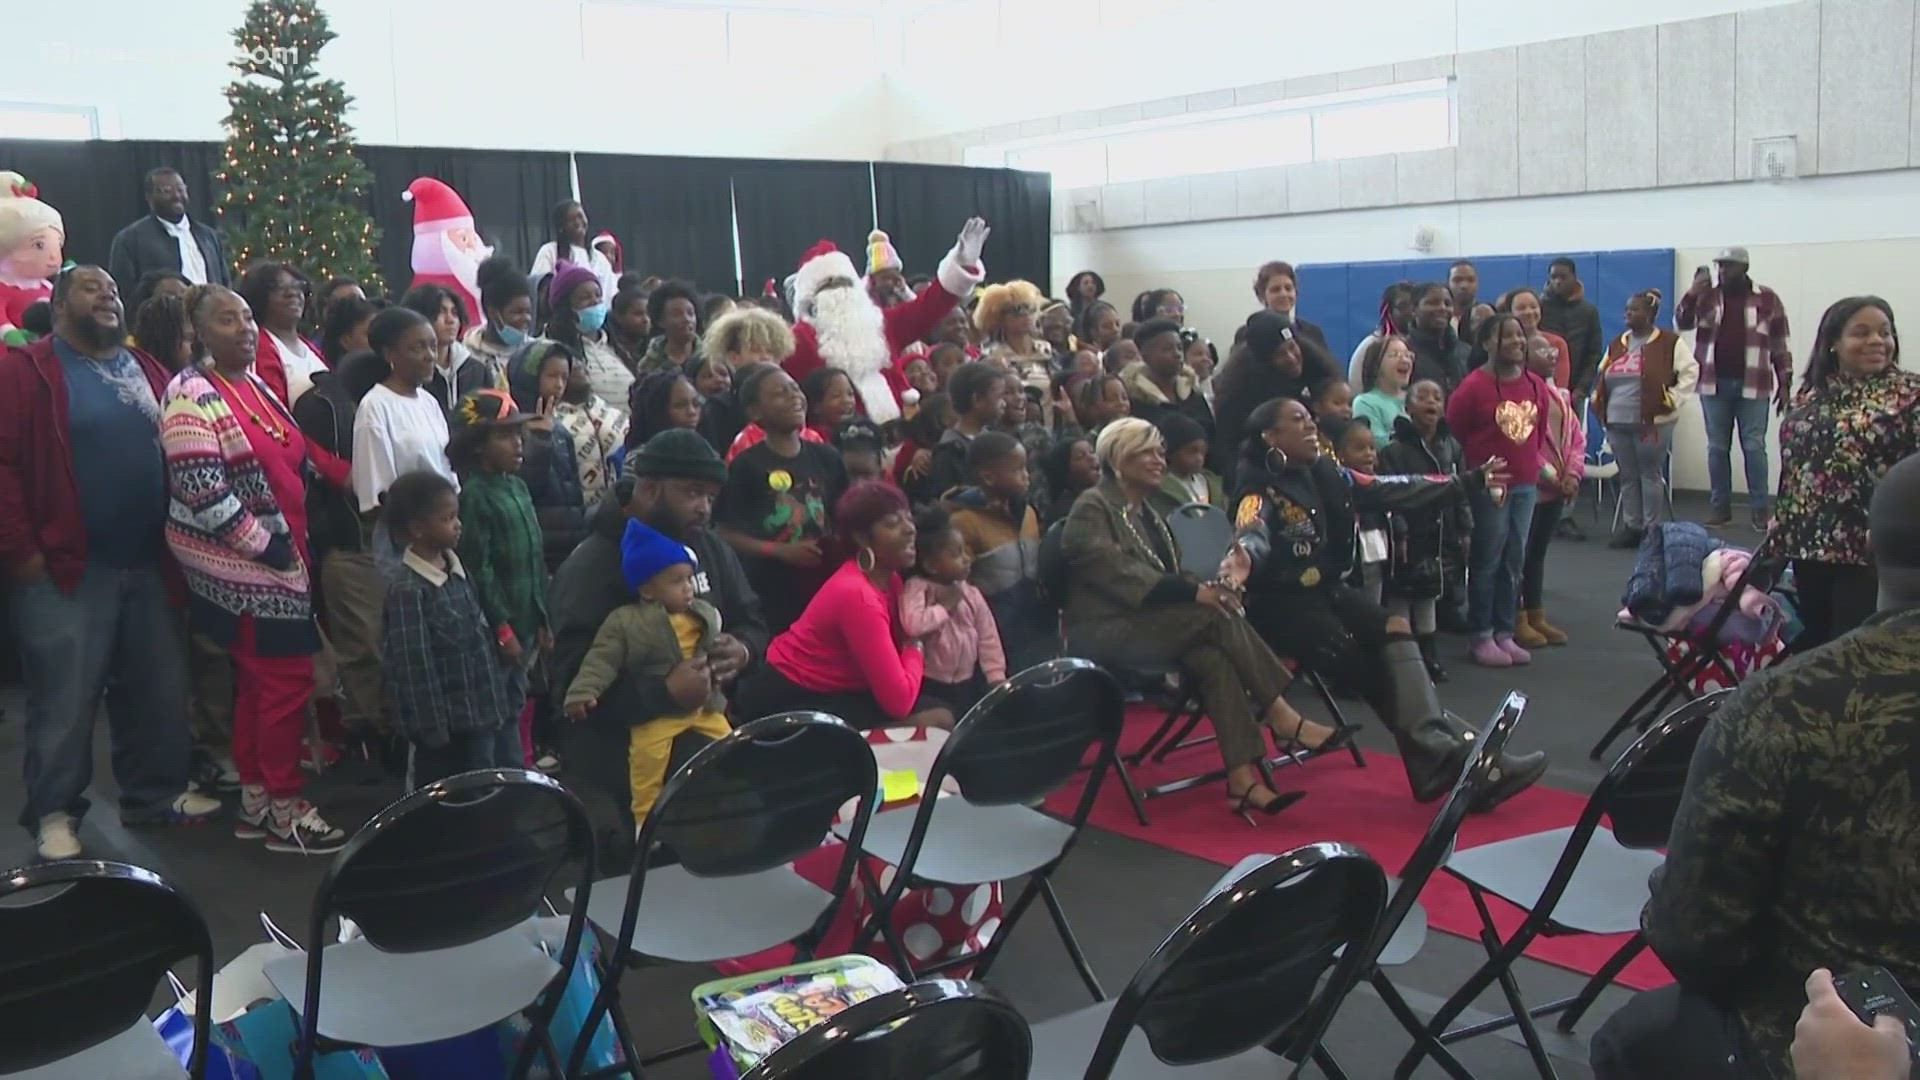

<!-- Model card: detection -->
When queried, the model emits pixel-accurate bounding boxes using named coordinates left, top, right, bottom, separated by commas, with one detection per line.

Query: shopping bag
left=497, top=916, right=624, bottom=1078
left=154, top=994, right=240, bottom=1080
left=153, top=933, right=302, bottom=1080
left=375, top=1029, right=508, bottom=1080
left=213, top=998, right=391, bottom=1080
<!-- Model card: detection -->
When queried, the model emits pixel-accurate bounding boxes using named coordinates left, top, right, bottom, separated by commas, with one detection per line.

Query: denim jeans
left=8, top=567, right=192, bottom=832
left=407, top=724, right=523, bottom=791
left=1700, top=377, right=1771, bottom=511
left=1466, top=484, right=1539, bottom=637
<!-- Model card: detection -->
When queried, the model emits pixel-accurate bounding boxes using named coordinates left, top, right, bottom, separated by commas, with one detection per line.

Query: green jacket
left=456, top=471, right=547, bottom=648
left=564, top=597, right=726, bottom=716
left=1057, top=478, right=1197, bottom=663
left=1149, top=469, right=1225, bottom=519
left=1642, top=605, right=1920, bottom=1078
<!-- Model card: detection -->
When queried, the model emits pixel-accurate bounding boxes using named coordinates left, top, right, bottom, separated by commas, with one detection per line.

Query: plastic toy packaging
left=694, top=955, right=903, bottom=1076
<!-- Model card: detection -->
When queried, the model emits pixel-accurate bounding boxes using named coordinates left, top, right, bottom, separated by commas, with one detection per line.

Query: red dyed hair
left=835, top=480, right=910, bottom=545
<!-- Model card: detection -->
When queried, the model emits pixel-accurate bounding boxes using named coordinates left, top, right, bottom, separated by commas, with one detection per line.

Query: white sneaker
left=234, top=785, right=271, bottom=840
left=36, top=813, right=81, bottom=860
left=265, top=800, right=348, bottom=855
left=123, top=789, right=223, bottom=828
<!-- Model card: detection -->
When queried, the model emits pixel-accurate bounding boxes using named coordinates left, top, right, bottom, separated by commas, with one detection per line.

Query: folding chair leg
left=573, top=954, right=644, bottom=1079
left=1557, top=934, right=1644, bottom=1033
left=1488, top=943, right=1560, bottom=1080
left=1310, top=1045, right=1351, bottom=1080
left=1038, top=877, right=1105, bottom=1002
left=1152, top=708, right=1208, bottom=762
left=1394, top=888, right=1542, bottom=1079
left=1110, top=755, right=1152, bottom=827
left=1308, top=671, right=1368, bottom=769
left=1373, top=973, right=1478, bottom=1080
left=969, top=875, right=1045, bottom=983
left=1126, top=707, right=1186, bottom=767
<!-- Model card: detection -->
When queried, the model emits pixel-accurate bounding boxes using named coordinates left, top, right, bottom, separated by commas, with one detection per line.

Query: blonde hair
left=701, top=307, right=795, bottom=364
left=1094, top=416, right=1163, bottom=473
left=972, top=279, right=1045, bottom=336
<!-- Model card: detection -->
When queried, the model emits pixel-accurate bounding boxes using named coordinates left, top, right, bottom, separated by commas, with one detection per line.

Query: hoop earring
left=1265, top=445, right=1289, bottom=473
left=857, top=546, right=877, bottom=572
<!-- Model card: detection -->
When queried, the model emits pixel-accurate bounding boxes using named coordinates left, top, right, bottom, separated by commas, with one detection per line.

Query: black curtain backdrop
left=0, top=139, right=223, bottom=275
left=730, top=159, right=874, bottom=301
left=357, top=146, right=573, bottom=296
left=575, top=153, right=736, bottom=294
left=873, top=163, right=1051, bottom=291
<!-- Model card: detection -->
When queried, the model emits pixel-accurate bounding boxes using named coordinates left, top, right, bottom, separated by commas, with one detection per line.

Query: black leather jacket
left=1232, top=456, right=1470, bottom=596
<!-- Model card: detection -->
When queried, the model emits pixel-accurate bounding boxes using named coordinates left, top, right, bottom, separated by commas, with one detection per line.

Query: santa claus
left=783, top=217, right=988, bottom=425
left=0, top=172, right=62, bottom=346
left=402, top=177, right=493, bottom=329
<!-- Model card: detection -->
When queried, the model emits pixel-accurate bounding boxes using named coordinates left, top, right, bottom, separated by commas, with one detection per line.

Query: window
left=953, top=78, right=1453, bottom=190
left=0, top=104, right=97, bottom=141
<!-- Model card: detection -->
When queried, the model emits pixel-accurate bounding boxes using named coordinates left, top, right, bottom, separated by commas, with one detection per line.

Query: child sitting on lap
left=564, top=519, right=732, bottom=827
left=899, top=505, right=1007, bottom=716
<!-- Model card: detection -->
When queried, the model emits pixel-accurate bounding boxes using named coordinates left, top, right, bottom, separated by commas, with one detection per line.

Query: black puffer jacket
left=1376, top=416, right=1475, bottom=601
left=1405, top=325, right=1472, bottom=392
left=292, top=351, right=384, bottom=560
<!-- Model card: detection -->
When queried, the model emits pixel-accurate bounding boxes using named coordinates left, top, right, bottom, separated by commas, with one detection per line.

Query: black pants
left=1520, top=499, right=1564, bottom=609
left=1247, top=585, right=1392, bottom=692
left=1790, top=559, right=1878, bottom=654
left=1589, top=985, right=1750, bottom=1080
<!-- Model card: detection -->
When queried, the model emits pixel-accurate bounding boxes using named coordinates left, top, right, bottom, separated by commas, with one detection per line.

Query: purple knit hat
left=547, top=260, right=601, bottom=310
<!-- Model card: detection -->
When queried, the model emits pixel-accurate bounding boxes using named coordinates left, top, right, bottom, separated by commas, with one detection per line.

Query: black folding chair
left=837, top=658, right=1122, bottom=1000
left=1395, top=690, right=1728, bottom=1080
left=1317, top=691, right=1533, bottom=1080
left=1590, top=532, right=1782, bottom=759
left=0, top=859, right=214, bottom=1079
left=740, top=979, right=1032, bottom=1079
left=569, top=711, right=879, bottom=1078
left=260, top=768, right=596, bottom=1080
left=1025, top=841, right=1388, bottom=1078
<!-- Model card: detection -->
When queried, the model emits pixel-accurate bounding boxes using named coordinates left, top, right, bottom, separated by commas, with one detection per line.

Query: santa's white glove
left=955, top=218, right=990, bottom=267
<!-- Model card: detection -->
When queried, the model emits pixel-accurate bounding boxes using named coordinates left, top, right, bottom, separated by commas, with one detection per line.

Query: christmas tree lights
left=215, top=0, right=381, bottom=296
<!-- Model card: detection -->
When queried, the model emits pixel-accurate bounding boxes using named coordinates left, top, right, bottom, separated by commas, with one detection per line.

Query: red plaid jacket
left=1675, top=284, right=1792, bottom=399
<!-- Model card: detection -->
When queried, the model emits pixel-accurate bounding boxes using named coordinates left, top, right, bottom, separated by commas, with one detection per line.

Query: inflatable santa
left=402, top=177, right=492, bottom=329
left=0, top=172, right=62, bottom=346
left=783, top=217, right=988, bottom=425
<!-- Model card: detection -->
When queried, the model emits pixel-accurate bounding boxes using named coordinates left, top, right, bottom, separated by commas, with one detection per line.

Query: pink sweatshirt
left=766, top=560, right=926, bottom=719
left=899, top=577, right=1008, bottom=685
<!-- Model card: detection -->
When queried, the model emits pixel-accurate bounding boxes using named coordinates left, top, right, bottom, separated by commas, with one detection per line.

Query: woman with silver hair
left=1054, top=417, right=1336, bottom=821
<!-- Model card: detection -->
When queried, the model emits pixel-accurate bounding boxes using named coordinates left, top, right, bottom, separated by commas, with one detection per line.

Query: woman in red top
left=735, top=481, right=956, bottom=731
left=1446, top=313, right=1551, bottom=669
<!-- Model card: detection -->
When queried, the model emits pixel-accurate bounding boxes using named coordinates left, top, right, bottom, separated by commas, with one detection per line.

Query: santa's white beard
left=811, top=286, right=898, bottom=423
left=412, top=229, right=493, bottom=293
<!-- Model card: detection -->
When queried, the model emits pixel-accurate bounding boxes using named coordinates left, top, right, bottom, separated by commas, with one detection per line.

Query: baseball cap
left=1713, top=246, right=1752, bottom=266
left=452, top=388, right=528, bottom=430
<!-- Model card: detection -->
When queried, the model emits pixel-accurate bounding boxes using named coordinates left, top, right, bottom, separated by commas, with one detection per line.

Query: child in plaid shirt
left=380, top=470, right=525, bottom=786
left=448, top=390, right=549, bottom=766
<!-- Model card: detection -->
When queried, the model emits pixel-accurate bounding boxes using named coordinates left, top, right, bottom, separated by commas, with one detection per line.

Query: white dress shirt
left=157, top=215, right=209, bottom=285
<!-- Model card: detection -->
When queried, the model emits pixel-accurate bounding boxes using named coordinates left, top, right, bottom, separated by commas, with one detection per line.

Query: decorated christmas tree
left=215, top=0, right=381, bottom=290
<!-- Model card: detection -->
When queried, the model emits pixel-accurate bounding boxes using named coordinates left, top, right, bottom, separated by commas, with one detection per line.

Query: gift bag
left=213, top=999, right=391, bottom=1080
left=495, top=916, right=624, bottom=1078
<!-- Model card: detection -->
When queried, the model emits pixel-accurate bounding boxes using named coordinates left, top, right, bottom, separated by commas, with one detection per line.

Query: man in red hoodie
left=0, top=265, right=219, bottom=859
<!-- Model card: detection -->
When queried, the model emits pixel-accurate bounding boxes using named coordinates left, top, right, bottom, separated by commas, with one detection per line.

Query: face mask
left=576, top=303, right=609, bottom=333
left=495, top=322, right=527, bottom=349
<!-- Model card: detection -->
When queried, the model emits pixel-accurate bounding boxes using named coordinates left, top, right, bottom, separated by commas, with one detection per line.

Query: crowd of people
left=11, top=173, right=1920, bottom=1077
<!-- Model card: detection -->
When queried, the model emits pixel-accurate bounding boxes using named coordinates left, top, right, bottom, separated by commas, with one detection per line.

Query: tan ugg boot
left=1512, top=615, right=1548, bottom=649
left=1527, top=608, right=1568, bottom=646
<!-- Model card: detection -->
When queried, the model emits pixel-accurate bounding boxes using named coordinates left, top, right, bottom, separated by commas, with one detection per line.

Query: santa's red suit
left=782, top=235, right=983, bottom=426
left=402, top=178, right=491, bottom=331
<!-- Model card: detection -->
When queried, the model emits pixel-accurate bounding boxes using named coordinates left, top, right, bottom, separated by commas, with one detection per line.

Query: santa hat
left=401, top=177, right=474, bottom=236
left=591, top=231, right=623, bottom=272
left=0, top=172, right=63, bottom=257
left=789, top=240, right=860, bottom=317
left=865, top=229, right=901, bottom=277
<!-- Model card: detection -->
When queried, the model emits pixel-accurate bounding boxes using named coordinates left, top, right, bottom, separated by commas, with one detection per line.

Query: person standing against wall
left=1676, top=247, right=1793, bottom=531
left=1539, top=258, right=1605, bottom=401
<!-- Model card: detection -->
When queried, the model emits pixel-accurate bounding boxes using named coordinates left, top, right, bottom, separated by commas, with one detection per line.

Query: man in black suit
left=107, top=168, right=230, bottom=291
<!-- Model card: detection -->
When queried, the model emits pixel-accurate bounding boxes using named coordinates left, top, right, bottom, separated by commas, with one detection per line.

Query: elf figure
left=0, top=172, right=63, bottom=346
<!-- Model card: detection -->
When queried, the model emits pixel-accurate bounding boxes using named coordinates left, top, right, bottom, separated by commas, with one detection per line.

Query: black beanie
left=628, top=428, right=727, bottom=484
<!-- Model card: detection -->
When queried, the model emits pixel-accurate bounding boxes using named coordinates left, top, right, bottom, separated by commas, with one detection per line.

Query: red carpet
left=1047, top=707, right=1673, bottom=992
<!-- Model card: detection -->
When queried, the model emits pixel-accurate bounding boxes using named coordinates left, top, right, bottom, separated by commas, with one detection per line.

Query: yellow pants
left=630, top=710, right=733, bottom=825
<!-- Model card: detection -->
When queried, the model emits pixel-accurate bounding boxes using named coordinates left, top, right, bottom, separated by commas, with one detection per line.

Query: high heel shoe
left=1270, top=717, right=1355, bottom=756
left=1226, top=784, right=1307, bottom=825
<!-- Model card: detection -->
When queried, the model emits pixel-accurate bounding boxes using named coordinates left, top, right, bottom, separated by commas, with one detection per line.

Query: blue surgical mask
left=576, top=303, right=609, bottom=333
left=495, top=322, right=527, bottom=349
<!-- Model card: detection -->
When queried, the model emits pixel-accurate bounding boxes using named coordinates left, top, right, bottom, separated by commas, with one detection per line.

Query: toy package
left=693, top=955, right=903, bottom=1076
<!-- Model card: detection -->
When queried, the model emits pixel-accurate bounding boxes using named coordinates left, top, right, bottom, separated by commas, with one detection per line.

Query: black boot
left=1375, top=640, right=1549, bottom=807
left=1418, top=635, right=1450, bottom=684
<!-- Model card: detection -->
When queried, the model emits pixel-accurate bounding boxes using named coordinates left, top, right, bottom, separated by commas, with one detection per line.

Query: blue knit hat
left=621, top=518, right=695, bottom=593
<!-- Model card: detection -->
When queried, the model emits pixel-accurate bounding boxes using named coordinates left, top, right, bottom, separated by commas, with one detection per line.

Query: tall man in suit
left=108, top=168, right=230, bottom=292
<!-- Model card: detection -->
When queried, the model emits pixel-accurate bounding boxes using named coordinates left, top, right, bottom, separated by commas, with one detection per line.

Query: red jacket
left=0, top=336, right=177, bottom=595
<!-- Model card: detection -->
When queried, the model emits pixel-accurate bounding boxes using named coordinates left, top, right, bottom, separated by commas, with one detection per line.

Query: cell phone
left=1834, top=966, right=1920, bottom=1065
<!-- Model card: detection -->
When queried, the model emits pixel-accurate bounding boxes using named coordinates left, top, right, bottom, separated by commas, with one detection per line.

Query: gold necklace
left=1117, top=498, right=1170, bottom=573
left=211, top=369, right=291, bottom=445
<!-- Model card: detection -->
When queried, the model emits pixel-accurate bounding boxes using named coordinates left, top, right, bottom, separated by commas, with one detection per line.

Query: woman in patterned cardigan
left=163, top=285, right=352, bottom=855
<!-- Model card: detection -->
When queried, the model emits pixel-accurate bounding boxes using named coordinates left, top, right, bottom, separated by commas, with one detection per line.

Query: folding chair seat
left=0, top=860, right=215, bottom=1080
left=260, top=768, right=598, bottom=1080
left=738, top=979, right=1031, bottom=1079
left=1025, top=842, right=1388, bottom=1079
left=1395, top=690, right=1729, bottom=1080
left=566, top=711, right=879, bottom=1078
left=835, top=658, right=1125, bottom=1001
left=1590, top=534, right=1780, bottom=759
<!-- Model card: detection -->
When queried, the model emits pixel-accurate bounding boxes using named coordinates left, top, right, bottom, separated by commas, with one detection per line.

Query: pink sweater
left=766, top=560, right=926, bottom=719
left=899, top=577, right=1007, bottom=685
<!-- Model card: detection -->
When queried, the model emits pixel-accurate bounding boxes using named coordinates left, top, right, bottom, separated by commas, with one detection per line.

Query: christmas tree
left=215, top=0, right=381, bottom=291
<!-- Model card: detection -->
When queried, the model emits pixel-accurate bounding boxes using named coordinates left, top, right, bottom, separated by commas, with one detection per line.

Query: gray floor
left=0, top=493, right=1761, bottom=1078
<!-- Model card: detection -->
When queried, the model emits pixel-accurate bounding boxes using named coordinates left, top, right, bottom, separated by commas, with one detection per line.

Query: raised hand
left=955, top=218, right=991, bottom=266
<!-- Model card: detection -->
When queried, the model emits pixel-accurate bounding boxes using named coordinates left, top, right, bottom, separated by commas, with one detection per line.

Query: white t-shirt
left=529, top=243, right=618, bottom=299
left=274, top=333, right=329, bottom=405
left=351, top=383, right=455, bottom=512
